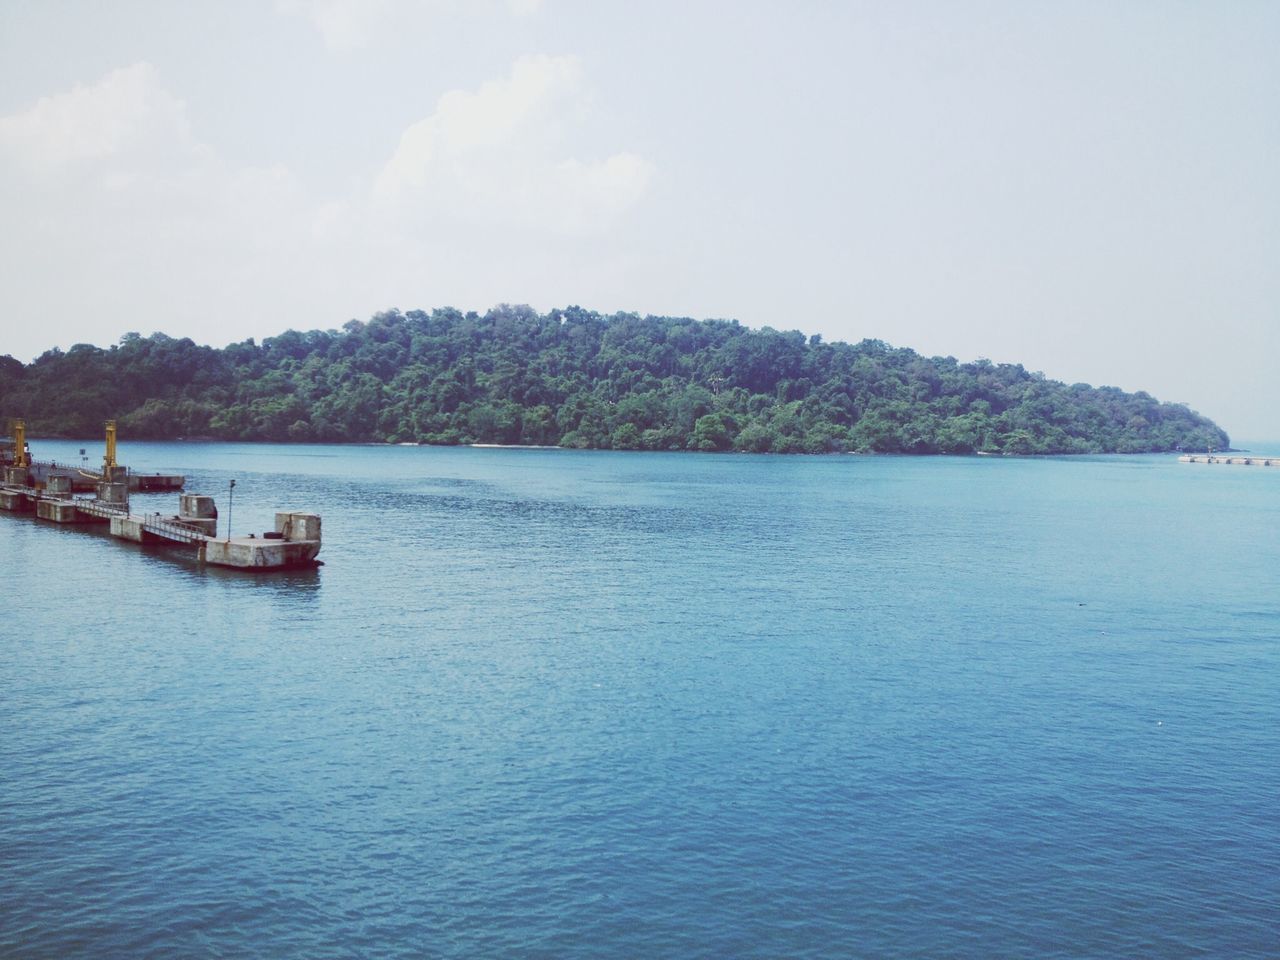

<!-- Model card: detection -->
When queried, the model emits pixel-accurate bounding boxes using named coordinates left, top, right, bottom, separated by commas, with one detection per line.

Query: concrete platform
left=199, top=511, right=322, bottom=570
left=200, top=536, right=322, bottom=569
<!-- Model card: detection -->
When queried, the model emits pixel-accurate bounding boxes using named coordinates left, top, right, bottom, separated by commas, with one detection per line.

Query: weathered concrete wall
left=110, top=516, right=152, bottom=543
left=0, top=489, right=31, bottom=512
left=97, top=482, right=129, bottom=504
left=180, top=494, right=217, bottom=518
left=203, top=537, right=321, bottom=569
left=275, top=512, right=322, bottom=542
left=36, top=499, right=80, bottom=523
left=178, top=494, right=219, bottom=535
left=3, top=467, right=30, bottom=486
left=45, top=475, right=73, bottom=496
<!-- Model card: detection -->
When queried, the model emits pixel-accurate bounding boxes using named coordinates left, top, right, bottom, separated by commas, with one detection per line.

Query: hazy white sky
left=1, top=1, right=1276, bottom=439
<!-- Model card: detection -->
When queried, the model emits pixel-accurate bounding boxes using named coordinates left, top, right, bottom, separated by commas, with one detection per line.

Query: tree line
left=0, top=305, right=1229, bottom=455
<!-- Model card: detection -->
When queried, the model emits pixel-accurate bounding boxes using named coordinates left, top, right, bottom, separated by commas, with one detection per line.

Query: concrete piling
left=96, top=481, right=129, bottom=505
left=0, top=489, right=31, bottom=512
left=36, top=499, right=80, bottom=523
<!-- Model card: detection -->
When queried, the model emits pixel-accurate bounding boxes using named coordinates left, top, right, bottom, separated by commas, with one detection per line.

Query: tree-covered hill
left=0, top=305, right=1228, bottom=455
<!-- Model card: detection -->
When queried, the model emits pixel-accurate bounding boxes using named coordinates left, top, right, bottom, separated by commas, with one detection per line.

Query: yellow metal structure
left=103, top=420, right=118, bottom=481
left=13, top=419, right=28, bottom=467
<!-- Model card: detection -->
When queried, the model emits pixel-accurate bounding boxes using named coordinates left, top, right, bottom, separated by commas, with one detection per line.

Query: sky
left=1, top=1, right=1276, bottom=440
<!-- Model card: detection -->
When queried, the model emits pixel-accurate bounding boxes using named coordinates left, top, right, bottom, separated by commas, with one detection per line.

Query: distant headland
left=0, top=306, right=1228, bottom=455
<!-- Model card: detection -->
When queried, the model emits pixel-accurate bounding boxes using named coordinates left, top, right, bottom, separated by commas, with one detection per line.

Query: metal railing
left=71, top=498, right=211, bottom=543
left=71, top=498, right=128, bottom=519
left=138, top=513, right=211, bottom=544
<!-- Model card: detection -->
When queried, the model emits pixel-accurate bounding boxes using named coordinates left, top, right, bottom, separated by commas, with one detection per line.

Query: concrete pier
left=0, top=482, right=322, bottom=571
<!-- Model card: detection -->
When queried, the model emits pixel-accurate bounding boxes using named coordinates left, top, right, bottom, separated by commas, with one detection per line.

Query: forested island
left=0, top=305, right=1228, bottom=455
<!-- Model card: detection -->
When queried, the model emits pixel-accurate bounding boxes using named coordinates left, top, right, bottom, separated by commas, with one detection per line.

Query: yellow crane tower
left=13, top=419, right=28, bottom=467
left=103, top=420, right=117, bottom=481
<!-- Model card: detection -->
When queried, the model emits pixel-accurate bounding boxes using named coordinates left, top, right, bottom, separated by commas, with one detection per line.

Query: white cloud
left=0, top=63, right=207, bottom=178
left=373, top=54, right=653, bottom=234
left=0, top=61, right=303, bottom=234
left=0, top=64, right=316, bottom=352
left=0, top=54, right=650, bottom=361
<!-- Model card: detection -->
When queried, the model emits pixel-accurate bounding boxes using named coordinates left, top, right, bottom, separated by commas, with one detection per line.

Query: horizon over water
left=2, top=442, right=1277, bottom=958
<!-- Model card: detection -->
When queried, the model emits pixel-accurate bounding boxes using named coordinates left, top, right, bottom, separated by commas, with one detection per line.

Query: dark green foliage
left=0, top=306, right=1229, bottom=455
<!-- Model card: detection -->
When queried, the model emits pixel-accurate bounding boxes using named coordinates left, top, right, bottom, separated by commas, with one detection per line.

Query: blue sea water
left=1, top=442, right=1277, bottom=958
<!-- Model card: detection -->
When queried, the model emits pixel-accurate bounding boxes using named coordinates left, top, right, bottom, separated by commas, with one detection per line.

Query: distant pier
left=1179, top=454, right=1278, bottom=467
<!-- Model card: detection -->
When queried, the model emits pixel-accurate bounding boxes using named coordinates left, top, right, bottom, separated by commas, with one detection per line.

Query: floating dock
left=1179, top=455, right=1278, bottom=467
left=1, top=469, right=321, bottom=571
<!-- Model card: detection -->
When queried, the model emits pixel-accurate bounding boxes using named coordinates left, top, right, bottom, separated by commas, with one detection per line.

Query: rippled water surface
left=2, top=443, right=1278, bottom=958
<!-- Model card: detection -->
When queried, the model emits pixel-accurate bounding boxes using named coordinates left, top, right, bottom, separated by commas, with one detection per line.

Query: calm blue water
left=2, top=443, right=1277, bottom=958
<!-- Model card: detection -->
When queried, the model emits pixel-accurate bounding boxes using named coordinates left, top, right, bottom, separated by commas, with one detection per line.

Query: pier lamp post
left=226, top=479, right=236, bottom=542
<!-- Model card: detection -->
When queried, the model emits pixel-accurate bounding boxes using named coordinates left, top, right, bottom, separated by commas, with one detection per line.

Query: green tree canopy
left=0, top=306, right=1230, bottom=455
